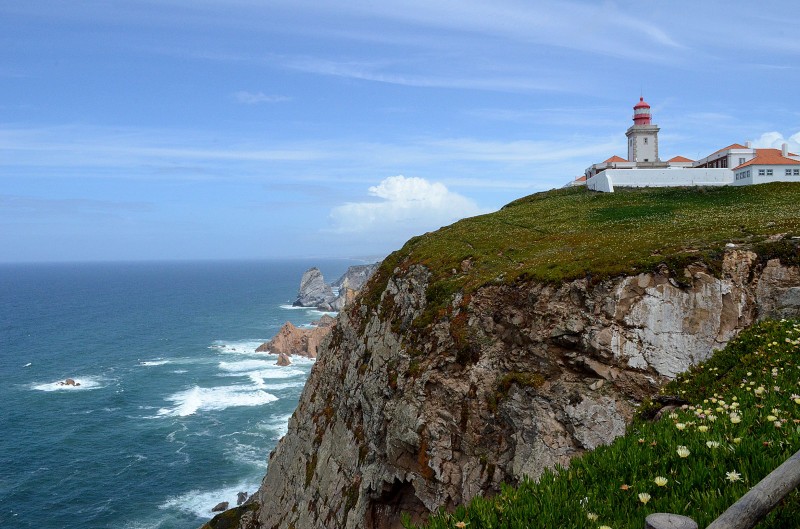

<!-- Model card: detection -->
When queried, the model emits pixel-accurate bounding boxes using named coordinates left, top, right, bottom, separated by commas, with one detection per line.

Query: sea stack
left=293, top=268, right=335, bottom=310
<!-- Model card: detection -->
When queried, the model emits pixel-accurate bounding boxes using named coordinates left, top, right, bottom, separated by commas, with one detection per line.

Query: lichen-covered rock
left=229, top=249, right=800, bottom=529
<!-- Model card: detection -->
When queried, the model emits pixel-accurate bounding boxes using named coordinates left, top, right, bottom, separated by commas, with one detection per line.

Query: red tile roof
left=734, top=148, right=800, bottom=169
left=603, top=155, right=628, bottom=163
left=575, top=175, right=587, bottom=182
left=709, top=143, right=748, bottom=157
left=667, top=155, right=694, bottom=163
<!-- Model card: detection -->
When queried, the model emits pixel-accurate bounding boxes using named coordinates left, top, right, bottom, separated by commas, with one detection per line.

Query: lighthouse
left=626, top=96, right=660, bottom=163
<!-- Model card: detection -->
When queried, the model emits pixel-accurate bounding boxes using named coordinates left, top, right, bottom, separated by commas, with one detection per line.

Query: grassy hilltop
left=366, top=183, right=800, bottom=311
left=357, top=183, right=800, bottom=528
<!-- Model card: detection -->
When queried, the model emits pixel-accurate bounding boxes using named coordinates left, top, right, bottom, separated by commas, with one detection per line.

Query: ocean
left=0, top=259, right=354, bottom=529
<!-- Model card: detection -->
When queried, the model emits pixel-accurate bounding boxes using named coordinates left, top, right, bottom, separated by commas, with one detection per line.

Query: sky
left=2, top=1, right=800, bottom=263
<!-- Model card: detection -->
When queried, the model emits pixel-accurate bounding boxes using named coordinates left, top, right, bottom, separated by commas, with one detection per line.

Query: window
left=787, top=169, right=793, bottom=176
left=766, top=169, right=773, bottom=176
left=748, top=170, right=751, bottom=178
left=739, top=158, right=746, bottom=165
left=759, top=169, right=766, bottom=176
left=644, top=138, right=648, bottom=144
left=794, top=169, right=800, bottom=176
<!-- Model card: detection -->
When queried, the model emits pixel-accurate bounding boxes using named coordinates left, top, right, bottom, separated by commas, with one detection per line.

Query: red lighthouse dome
left=633, top=96, right=652, bottom=125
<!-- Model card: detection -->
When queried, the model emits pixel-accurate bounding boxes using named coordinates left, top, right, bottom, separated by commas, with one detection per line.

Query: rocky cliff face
left=218, top=249, right=800, bottom=529
left=331, top=264, right=379, bottom=311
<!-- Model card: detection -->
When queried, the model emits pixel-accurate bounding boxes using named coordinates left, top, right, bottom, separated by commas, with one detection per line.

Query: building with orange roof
left=582, top=97, right=800, bottom=192
left=732, top=146, right=800, bottom=185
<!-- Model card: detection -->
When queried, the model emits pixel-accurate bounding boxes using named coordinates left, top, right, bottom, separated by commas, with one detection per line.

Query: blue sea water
left=0, top=260, right=353, bottom=529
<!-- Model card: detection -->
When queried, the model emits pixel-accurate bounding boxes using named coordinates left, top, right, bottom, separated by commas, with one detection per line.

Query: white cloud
left=752, top=131, right=800, bottom=153
left=329, top=175, right=487, bottom=235
left=233, top=91, right=290, bottom=104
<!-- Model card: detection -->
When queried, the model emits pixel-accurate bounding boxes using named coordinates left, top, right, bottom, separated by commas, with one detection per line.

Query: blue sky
left=2, top=1, right=800, bottom=262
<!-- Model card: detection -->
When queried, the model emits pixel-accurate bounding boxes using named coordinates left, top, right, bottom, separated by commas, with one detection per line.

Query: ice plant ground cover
left=405, top=319, right=800, bottom=529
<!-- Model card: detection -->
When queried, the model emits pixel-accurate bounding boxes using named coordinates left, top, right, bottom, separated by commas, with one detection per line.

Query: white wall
left=587, top=168, right=733, bottom=192
left=734, top=165, right=800, bottom=186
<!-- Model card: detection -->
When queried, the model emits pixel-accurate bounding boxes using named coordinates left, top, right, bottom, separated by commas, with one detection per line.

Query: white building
left=580, top=98, right=800, bottom=192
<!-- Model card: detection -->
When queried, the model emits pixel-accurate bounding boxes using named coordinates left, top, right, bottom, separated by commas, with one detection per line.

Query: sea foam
left=157, top=385, right=278, bottom=417
left=159, top=481, right=258, bottom=520
left=211, top=339, right=268, bottom=355
left=139, top=360, right=171, bottom=367
left=218, top=359, right=275, bottom=372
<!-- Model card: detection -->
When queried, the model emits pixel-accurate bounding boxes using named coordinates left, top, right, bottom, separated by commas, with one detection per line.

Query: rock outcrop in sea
left=293, top=268, right=336, bottom=310
left=293, top=264, right=379, bottom=311
left=204, top=247, right=800, bottom=529
left=256, top=315, right=337, bottom=359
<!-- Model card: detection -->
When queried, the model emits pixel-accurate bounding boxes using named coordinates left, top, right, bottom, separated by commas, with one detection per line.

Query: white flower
left=675, top=423, right=686, bottom=430
left=726, top=470, right=742, bottom=482
left=638, top=492, right=651, bottom=504
left=706, top=441, right=720, bottom=449
left=677, top=446, right=691, bottom=458
left=654, top=476, right=668, bottom=487
left=587, top=513, right=598, bottom=521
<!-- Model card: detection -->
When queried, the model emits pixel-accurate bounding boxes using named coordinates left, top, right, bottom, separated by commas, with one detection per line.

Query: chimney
left=746, top=140, right=752, bottom=148
left=782, top=142, right=789, bottom=157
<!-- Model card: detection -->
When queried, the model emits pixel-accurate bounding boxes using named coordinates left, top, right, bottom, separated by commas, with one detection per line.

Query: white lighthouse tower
left=626, top=97, right=660, bottom=163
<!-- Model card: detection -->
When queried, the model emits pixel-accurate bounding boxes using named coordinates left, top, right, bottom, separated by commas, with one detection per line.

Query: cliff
left=331, top=264, right=379, bottom=311
left=202, top=184, right=800, bottom=529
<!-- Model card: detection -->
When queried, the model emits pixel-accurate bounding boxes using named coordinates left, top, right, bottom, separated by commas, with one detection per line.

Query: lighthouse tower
left=626, top=96, right=660, bottom=163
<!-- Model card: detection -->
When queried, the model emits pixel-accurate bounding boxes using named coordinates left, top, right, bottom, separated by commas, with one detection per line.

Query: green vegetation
left=363, top=183, right=800, bottom=318
left=404, top=319, right=800, bottom=529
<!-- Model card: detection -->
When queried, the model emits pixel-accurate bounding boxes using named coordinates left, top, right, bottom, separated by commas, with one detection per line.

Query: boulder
left=61, top=378, right=79, bottom=386
left=276, top=353, right=292, bottom=366
left=211, top=501, right=229, bottom=512
left=237, top=492, right=248, bottom=505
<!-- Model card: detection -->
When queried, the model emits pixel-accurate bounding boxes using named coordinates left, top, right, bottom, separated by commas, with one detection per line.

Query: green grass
left=362, top=183, right=800, bottom=318
left=404, top=319, right=800, bottom=529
